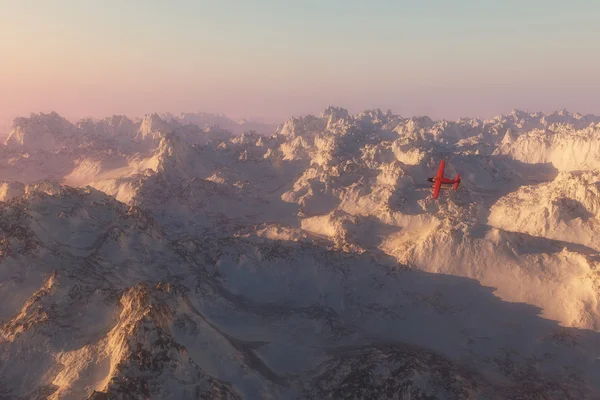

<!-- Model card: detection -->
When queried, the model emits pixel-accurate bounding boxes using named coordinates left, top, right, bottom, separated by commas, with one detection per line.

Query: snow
left=494, top=124, right=600, bottom=171
left=1, top=107, right=600, bottom=398
left=489, top=170, right=600, bottom=250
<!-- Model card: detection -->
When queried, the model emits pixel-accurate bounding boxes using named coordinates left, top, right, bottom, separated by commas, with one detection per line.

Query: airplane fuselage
left=427, top=177, right=459, bottom=184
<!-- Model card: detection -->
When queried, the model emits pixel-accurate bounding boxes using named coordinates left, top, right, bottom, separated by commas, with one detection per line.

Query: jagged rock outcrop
left=489, top=170, right=600, bottom=250
left=4, top=112, right=78, bottom=150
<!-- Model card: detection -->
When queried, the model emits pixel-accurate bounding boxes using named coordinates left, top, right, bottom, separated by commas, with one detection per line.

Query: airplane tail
left=453, top=174, right=461, bottom=191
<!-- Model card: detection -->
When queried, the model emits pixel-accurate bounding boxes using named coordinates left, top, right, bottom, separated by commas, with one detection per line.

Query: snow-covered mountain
left=1, top=107, right=600, bottom=399
left=161, top=111, right=278, bottom=136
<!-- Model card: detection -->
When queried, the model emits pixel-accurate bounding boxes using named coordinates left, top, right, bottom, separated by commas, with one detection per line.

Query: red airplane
left=427, top=159, right=461, bottom=199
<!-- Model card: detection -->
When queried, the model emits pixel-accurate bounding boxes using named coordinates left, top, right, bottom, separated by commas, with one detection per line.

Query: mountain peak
left=4, top=112, right=77, bottom=150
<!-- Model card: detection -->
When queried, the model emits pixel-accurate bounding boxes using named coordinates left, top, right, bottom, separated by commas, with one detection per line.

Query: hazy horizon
left=2, top=0, right=599, bottom=125
left=3, top=103, right=599, bottom=133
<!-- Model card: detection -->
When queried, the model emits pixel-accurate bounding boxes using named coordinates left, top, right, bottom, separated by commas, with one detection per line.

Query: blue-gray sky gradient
left=1, top=0, right=598, bottom=122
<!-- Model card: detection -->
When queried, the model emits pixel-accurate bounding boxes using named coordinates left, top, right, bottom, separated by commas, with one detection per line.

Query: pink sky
left=2, top=1, right=599, bottom=128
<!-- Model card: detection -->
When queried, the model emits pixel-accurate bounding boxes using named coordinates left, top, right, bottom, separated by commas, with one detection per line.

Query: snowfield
left=1, top=108, right=600, bottom=399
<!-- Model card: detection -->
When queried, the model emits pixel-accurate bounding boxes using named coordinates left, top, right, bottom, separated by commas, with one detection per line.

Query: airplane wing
left=436, top=159, right=445, bottom=180
left=432, top=178, right=442, bottom=199
left=432, top=159, right=445, bottom=199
